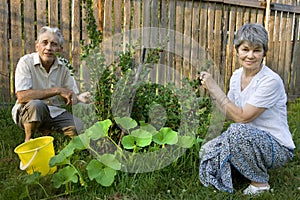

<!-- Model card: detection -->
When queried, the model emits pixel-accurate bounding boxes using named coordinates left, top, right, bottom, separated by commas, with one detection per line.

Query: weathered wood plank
left=202, top=0, right=266, bottom=9
left=199, top=2, right=207, bottom=49
left=271, top=2, right=300, bottom=14
left=123, top=0, right=131, bottom=46
left=175, top=0, right=184, bottom=87
left=113, top=0, right=123, bottom=59
left=10, top=0, right=23, bottom=73
left=71, top=0, right=81, bottom=74
left=61, top=0, right=70, bottom=59
left=284, top=13, right=293, bottom=91
left=49, top=0, right=58, bottom=27
left=167, top=0, right=176, bottom=82
left=225, top=5, right=236, bottom=90
left=213, top=3, right=222, bottom=79
left=103, top=0, right=113, bottom=65
left=142, top=0, right=151, bottom=46
left=36, top=0, right=47, bottom=31
left=24, top=0, right=35, bottom=54
left=183, top=1, right=192, bottom=79
left=278, top=12, right=287, bottom=83
left=191, top=1, right=200, bottom=76
left=207, top=2, right=215, bottom=70
left=0, top=0, right=10, bottom=101
left=266, top=9, right=275, bottom=68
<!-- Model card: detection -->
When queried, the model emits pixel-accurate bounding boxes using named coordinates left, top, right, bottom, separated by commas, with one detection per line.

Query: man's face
left=35, top=32, right=61, bottom=66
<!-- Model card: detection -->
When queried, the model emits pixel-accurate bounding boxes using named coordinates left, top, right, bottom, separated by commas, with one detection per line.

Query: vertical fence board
left=123, top=0, right=131, bottom=46
left=183, top=1, right=192, bottom=79
left=257, top=9, right=264, bottom=24
left=36, top=0, right=47, bottom=31
left=250, top=8, right=257, bottom=23
left=24, top=0, right=35, bottom=54
left=10, top=0, right=23, bottom=72
left=175, top=1, right=184, bottom=86
left=207, top=2, right=215, bottom=77
left=167, top=0, right=176, bottom=82
left=278, top=13, right=287, bottom=83
left=61, top=0, right=70, bottom=58
left=103, top=0, right=113, bottom=64
left=199, top=2, right=207, bottom=48
left=49, top=0, right=58, bottom=27
left=71, top=0, right=81, bottom=74
left=114, top=0, right=123, bottom=57
left=285, top=13, right=294, bottom=92
left=142, top=0, right=151, bottom=47
left=0, top=0, right=10, bottom=101
left=191, top=1, right=200, bottom=76
left=213, top=3, right=222, bottom=78
left=226, top=5, right=236, bottom=89
left=159, top=0, right=168, bottom=84
left=266, top=10, right=275, bottom=67
left=150, top=0, right=159, bottom=84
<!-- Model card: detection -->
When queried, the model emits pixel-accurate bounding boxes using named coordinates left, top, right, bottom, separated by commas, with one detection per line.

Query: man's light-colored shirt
left=12, top=52, right=79, bottom=123
left=227, top=65, right=295, bottom=149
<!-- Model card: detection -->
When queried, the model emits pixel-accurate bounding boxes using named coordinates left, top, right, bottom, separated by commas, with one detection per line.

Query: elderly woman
left=198, top=23, right=295, bottom=195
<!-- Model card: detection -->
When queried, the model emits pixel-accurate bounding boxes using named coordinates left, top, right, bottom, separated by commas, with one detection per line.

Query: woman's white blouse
left=227, top=65, right=295, bottom=149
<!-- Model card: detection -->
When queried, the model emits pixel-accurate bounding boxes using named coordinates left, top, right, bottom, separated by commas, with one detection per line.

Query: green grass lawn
left=0, top=100, right=299, bottom=200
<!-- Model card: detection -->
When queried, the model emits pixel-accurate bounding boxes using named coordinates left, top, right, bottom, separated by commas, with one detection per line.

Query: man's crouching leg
left=24, top=122, right=40, bottom=142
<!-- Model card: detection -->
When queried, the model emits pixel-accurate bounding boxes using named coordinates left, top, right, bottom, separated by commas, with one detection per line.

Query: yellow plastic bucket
left=14, top=136, right=57, bottom=176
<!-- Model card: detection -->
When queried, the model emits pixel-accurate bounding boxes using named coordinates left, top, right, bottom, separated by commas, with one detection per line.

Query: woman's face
left=237, top=41, right=265, bottom=71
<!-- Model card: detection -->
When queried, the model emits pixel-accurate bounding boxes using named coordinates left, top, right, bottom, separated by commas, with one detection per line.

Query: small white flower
left=167, top=190, right=171, bottom=193
left=182, top=189, right=187, bottom=193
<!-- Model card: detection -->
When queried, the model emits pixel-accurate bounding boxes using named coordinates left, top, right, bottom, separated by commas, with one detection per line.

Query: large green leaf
left=86, top=160, right=116, bottom=187
left=98, top=154, right=121, bottom=170
left=95, top=167, right=117, bottom=187
left=86, top=159, right=104, bottom=180
left=140, top=124, right=158, bottom=135
left=153, top=127, right=178, bottom=145
left=177, top=135, right=194, bottom=148
left=131, top=129, right=152, bottom=147
left=50, top=136, right=85, bottom=167
left=115, top=116, right=137, bottom=131
left=85, top=119, right=112, bottom=140
left=122, top=135, right=135, bottom=149
left=51, top=166, right=78, bottom=188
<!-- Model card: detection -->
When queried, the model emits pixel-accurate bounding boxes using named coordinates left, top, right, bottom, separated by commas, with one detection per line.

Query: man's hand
left=58, top=88, right=74, bottom=105
left=77, top=92, right=91, bottom=103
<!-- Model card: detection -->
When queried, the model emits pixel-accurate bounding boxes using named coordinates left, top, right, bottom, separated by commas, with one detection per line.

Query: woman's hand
left=198, top=72, right=218, bottom=91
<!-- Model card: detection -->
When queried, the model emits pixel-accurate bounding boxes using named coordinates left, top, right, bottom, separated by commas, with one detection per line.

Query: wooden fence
left=0, top=0, right=300, bottom=102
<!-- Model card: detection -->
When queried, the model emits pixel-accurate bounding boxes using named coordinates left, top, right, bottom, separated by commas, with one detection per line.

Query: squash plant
left=49, top=116, right=196, bottom=189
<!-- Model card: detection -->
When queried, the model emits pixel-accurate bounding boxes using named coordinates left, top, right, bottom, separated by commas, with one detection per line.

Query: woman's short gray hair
left=234, top=23, right=268, bottom=55
left=37, top=26, right=64, bottom=46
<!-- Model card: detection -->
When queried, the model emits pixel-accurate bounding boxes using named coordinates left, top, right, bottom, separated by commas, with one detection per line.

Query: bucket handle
left=19, top=148, right=40, bottom=170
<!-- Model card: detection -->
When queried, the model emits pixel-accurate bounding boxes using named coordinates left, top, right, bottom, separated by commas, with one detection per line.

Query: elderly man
left=12, top=26, right=90, bottom=142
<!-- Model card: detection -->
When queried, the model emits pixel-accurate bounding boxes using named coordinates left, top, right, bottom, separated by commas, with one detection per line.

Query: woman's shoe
left=243, top=184, right=270, bottom=195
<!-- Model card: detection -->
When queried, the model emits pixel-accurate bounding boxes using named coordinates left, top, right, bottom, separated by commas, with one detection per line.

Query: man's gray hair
left=234, top=23, right=268, bottom=55
left=37, top=26, right=64, bottom=46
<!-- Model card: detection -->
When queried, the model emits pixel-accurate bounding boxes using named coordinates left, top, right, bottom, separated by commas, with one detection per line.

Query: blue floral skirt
left=199, top=123, right=294, bottom=193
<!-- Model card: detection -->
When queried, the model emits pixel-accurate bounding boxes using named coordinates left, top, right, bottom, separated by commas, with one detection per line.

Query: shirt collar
left=33, top=52, right=63, bottom=69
